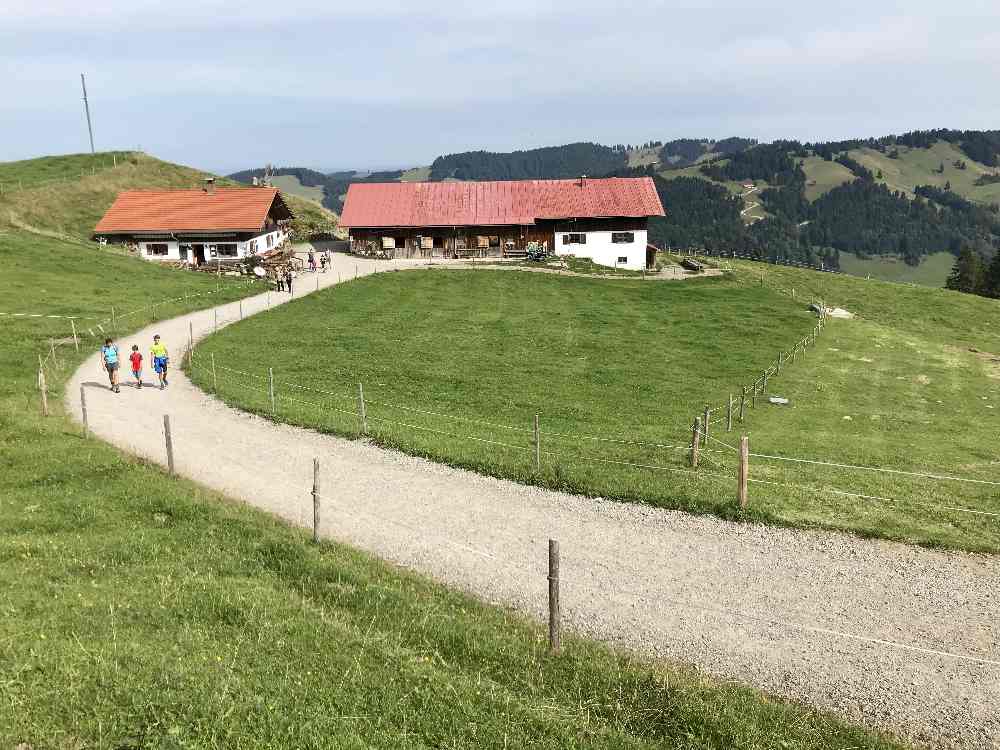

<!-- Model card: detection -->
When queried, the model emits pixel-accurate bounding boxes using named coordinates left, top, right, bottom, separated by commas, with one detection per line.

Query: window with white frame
left=611, top=232, right=635, bottom=244
left=146, top=243, right=169, bottom=256
left=562, top=233, right=586, bottom=245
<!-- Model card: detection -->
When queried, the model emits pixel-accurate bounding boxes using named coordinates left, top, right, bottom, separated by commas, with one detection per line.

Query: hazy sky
left=3, top=0, right=999, bottom=173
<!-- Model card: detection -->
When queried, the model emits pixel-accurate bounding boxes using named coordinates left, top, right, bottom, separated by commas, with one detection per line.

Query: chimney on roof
left=203, top=177, right=215, bottom=194
left=579, top=175, right=587, bottom=187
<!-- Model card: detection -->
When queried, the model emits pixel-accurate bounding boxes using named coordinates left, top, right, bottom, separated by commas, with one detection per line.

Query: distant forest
left=428, top=143, right=627, bottom=181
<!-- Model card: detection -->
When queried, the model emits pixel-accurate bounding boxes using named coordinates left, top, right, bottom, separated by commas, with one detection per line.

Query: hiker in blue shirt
left=101, top=338, right=120, bottom=393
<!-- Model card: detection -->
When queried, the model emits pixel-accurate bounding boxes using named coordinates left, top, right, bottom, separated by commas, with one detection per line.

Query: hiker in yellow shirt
left=150, top=334, right=169, bottom=390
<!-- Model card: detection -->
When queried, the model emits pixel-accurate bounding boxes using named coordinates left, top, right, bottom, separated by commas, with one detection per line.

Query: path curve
left=66, top=254, right=999, bottom=749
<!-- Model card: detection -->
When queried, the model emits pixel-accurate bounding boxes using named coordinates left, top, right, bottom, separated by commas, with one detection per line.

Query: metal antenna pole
left=81, top=73, right=95, bottom=154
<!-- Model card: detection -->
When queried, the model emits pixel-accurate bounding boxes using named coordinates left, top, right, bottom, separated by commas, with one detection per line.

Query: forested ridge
left=228, top=129, right=1000, bottom=278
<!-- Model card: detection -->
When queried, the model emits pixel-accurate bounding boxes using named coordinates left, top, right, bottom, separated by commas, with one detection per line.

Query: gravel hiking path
left=66, top=254, right=999, bottom=749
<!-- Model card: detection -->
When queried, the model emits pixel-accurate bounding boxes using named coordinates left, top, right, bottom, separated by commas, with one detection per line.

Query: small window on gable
left=617, top=256, right=628, bottom=264
left=146, top=243, right=169, bottom=256
left=611, top=232, right=635, bottom=244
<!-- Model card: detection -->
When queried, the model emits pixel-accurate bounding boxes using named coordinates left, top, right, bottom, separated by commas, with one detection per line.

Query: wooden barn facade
left=339, top=177, right=664, bottom=270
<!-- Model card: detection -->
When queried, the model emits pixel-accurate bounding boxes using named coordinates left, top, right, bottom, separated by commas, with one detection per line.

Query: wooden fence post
left=211, top=353, right=218, bottom=391
left=548, top=539, right=560, bottom=653
left=533, top=414, right=541, bottom=471
left=737, top=435, right=749, bottom=509
left=726, top=394, right=733, bottom=432
left=71, top=319, right=79, bottom=352
left=751, top=382, right=757, bottom=409
left=80, top=385, right=88, bottom=436
left=357, top=382, right=367, bottom=436
left=702, top=405, right=710, bottom=446
left=739, top=389, right=746, bottom=422
left=163, top=415, right=174, bottom=474
left=312, top=458, right=321, bottom=544
left=38, top=364, right=49, bottom=417
left=690, top=417, right=701, bottom=468
left=268, top=367, right=276, bottom=415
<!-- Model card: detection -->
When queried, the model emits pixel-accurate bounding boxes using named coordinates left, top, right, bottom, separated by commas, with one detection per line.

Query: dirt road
left=66, top=254, right=999, bottom=749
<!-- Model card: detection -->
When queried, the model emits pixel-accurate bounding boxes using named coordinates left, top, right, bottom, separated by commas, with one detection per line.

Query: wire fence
left=29, top=279, right=998, bottom=686
left=183, top=339, right=1000, bottom=529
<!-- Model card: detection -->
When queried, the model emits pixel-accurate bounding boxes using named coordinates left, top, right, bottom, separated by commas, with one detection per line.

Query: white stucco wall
left=138, top=227, right=287, bottom=264
left=554, top=229, right=648, bottom=270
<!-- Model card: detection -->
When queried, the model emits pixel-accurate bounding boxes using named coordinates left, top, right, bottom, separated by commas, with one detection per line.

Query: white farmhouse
left=94, top=180, right=292, bottom=265
left=340, top=176, right=665, bottom=271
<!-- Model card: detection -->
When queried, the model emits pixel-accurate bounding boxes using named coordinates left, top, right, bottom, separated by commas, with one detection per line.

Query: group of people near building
left=100, top=334, right=169, bottom=393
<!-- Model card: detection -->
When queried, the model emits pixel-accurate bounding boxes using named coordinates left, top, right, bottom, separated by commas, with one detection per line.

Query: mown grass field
left=838, top=251, right=954, bottom=287
left=191, top=266, right=1000, bottom=552
left=1, top=155, right=907, bottom=748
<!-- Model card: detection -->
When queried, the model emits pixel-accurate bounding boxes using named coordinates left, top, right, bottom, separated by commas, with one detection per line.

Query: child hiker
left=129, top=344, right=143, bottom=388
left=150, top=334, right=169, bottom=390
left=101, top=338, right=120, bottom=393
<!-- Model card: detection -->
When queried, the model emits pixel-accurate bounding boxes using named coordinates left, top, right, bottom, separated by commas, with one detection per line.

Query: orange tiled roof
left=94, top=187, right=283, bottom=234
left=340, top=177, right=665, bottom=228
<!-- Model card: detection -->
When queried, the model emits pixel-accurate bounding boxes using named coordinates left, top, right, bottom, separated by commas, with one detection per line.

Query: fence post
left=739, top=389, right=746, bottom=422
left=726, top=394, right=733, bottom=432
left=163, top=415, right=175, bottom=475
left=737, top=435, right=749, bottom=509
left=38, top=364, right=49, bottom=417
left=548, top=539, right=560, bottom=654
left=312, top=457, right=321, bottom=544
left=751, top=381, right=757, bottom=409
left=268, top=367, right=276, bottom=415
left=80, top=385, right=88, bottom=436
left=690, top=417, right=701, bottom=468
left=211, top=353, right=218, bottom=391
left=357, top=382, right=367, bottom=436
left=533, top=413, right=542, bottom=471
left=71, top=319, right=79, bottom=352
left=702, top=405, right=710, bottom=446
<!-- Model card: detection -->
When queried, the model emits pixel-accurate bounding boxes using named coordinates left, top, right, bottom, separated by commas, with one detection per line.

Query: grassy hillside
left=850, top=141, right=1000, bottom=204
left=800, top=156, right=856, bottom=200
left=269, top=173, right=325, bottom=202
left=191, top=267, right=1000, bottom=552
left=0, top=151, right=339, bottom=242
left=0, top=155, right=903, bottom=748
left=838, top=251, right=954, bottom=287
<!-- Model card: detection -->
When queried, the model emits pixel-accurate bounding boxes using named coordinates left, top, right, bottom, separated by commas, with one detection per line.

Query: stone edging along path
left=66, top=254, right=999, bottom=749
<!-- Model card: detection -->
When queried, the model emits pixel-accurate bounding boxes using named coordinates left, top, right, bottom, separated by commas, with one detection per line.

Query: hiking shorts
left=153, top=357, right=168, bottom=374
left=105, top=361, right=119, bottom=372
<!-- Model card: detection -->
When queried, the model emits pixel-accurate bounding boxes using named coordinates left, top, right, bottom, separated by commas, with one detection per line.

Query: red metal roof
left=94, top=188, right=284, bottom=234
left=340, top=177, right=664, bottom=228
